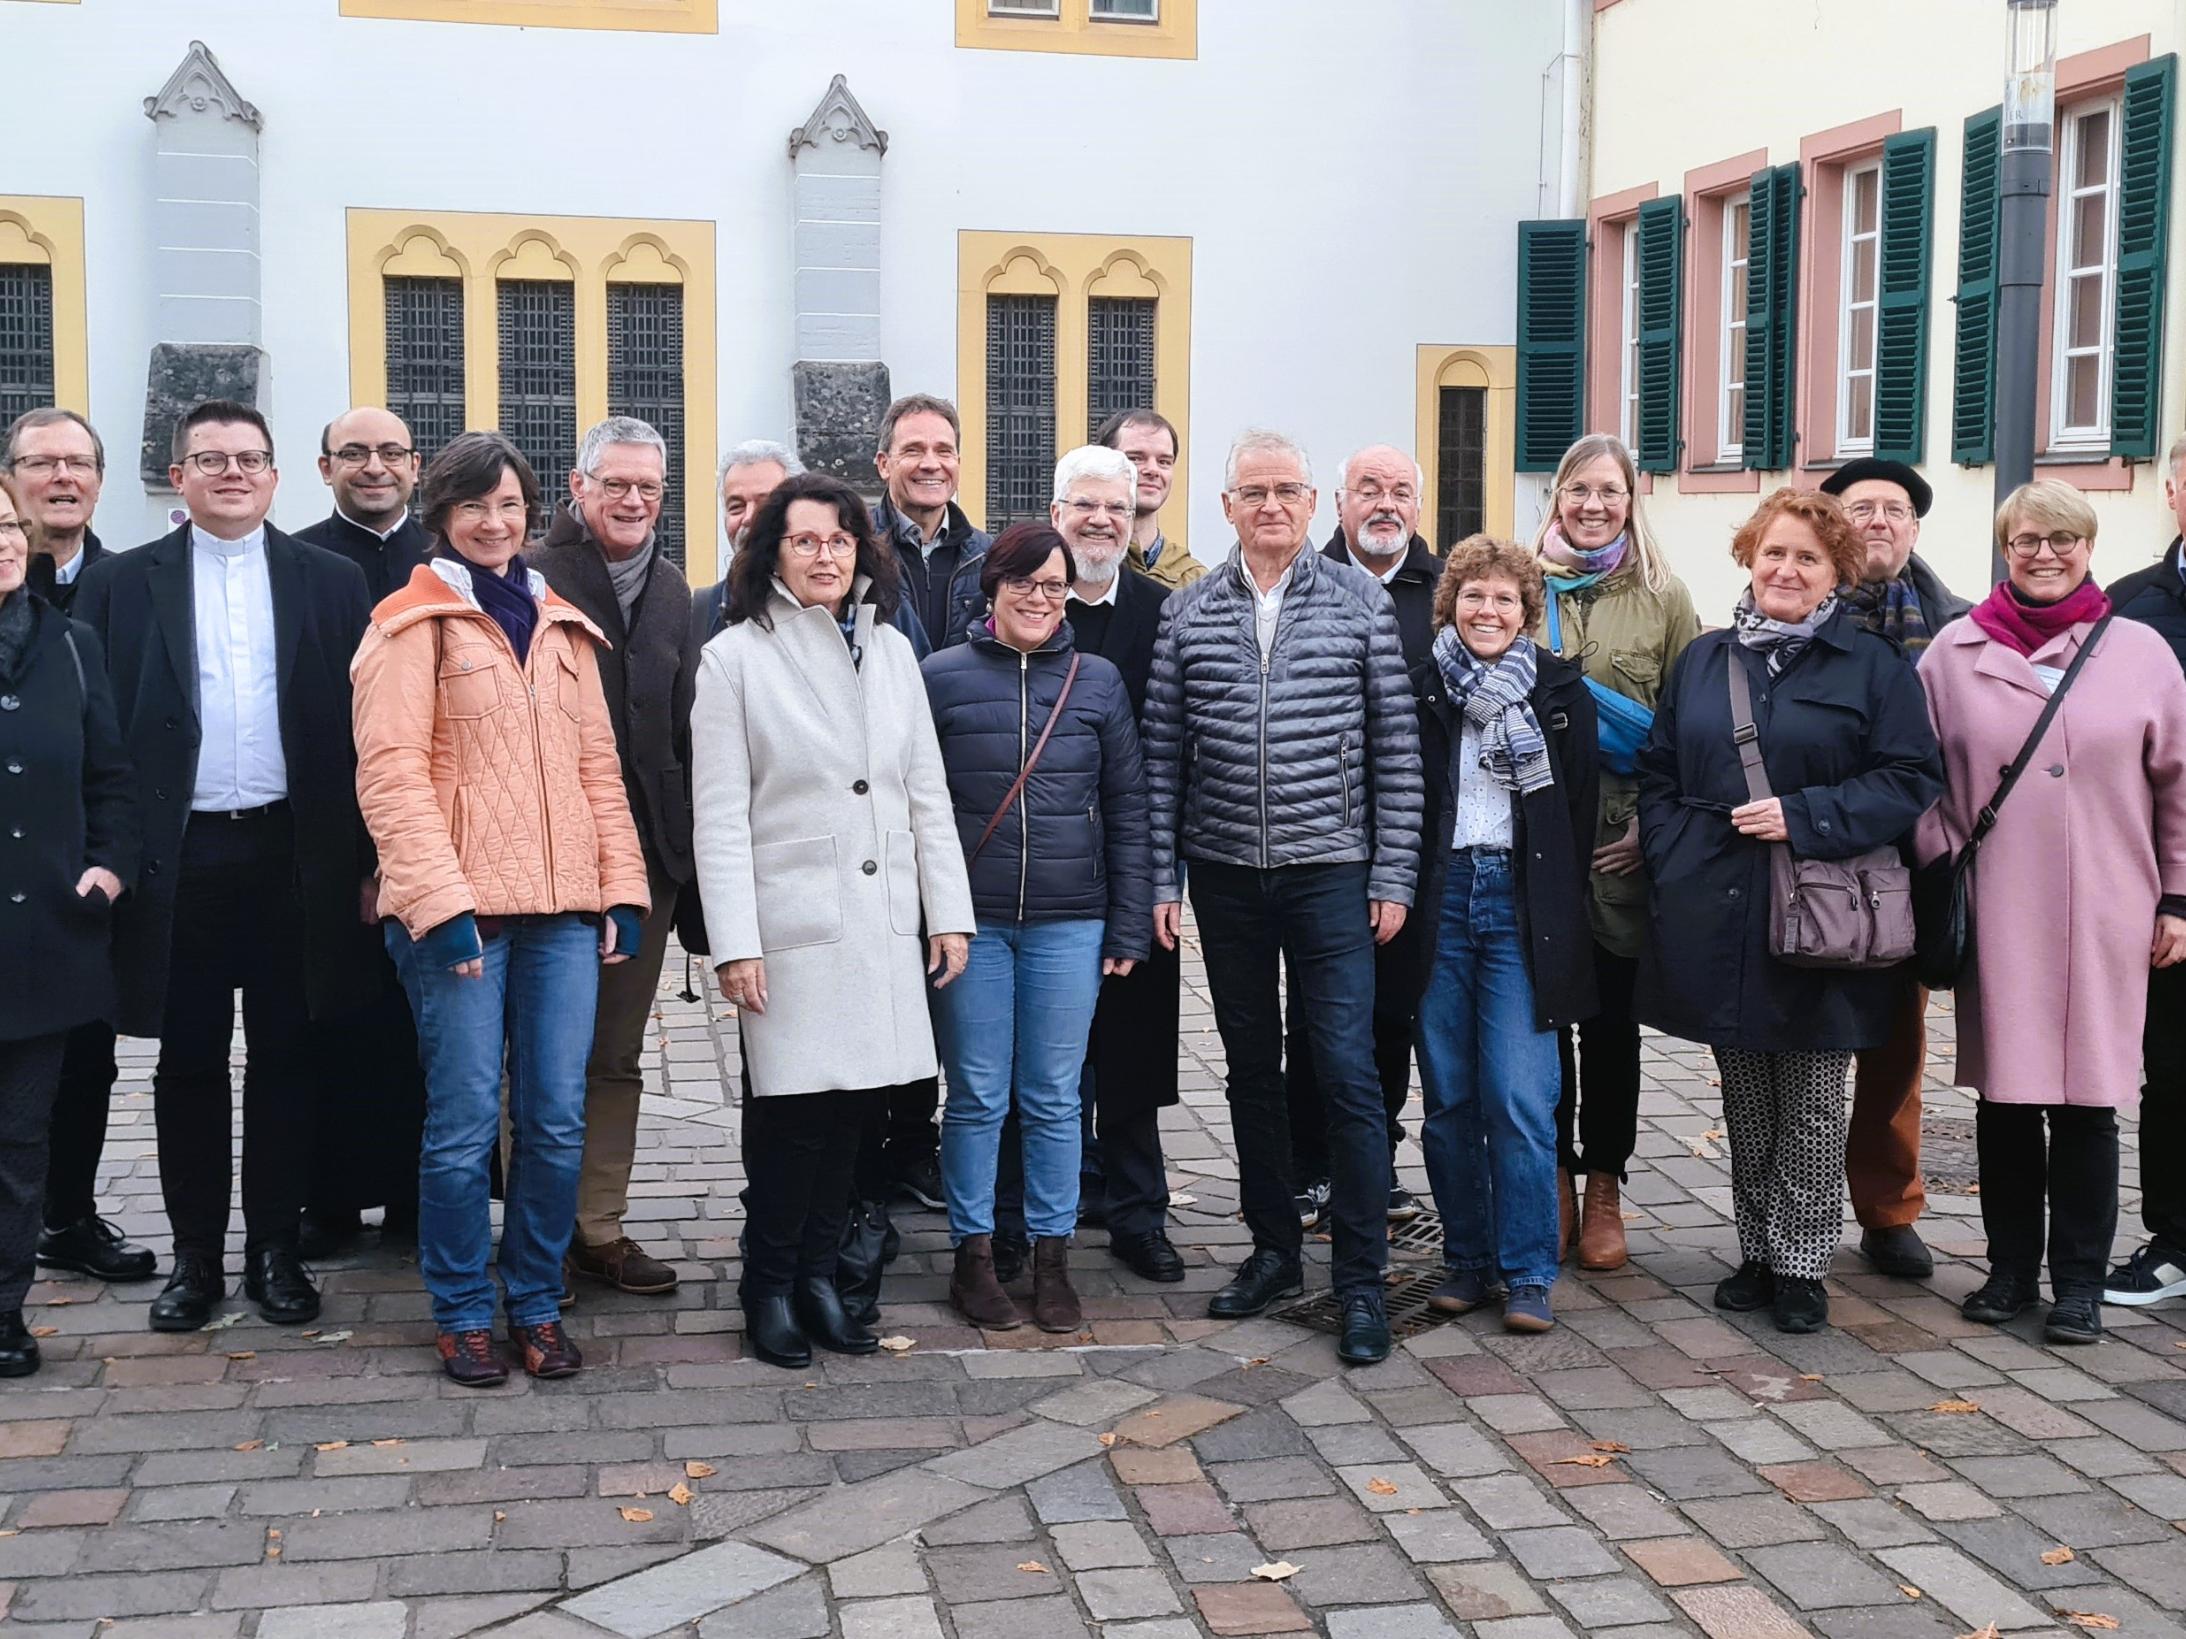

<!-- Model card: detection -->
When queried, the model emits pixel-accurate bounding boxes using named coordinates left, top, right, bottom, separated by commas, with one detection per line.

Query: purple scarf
left=463, top=551, right=540, bottom=666
left=1968, top=578, right=2110, bottom=658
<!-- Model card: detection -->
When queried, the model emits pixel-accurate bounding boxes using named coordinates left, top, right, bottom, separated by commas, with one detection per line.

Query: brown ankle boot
left=1578, top=1172, right=1628, bottom=1270
left=951, top=1235, right=1023, bottom=1331
left=1558, top=1169, right=1578, bottom=1262
left=1030, top=1236, right=1083, bottom=1334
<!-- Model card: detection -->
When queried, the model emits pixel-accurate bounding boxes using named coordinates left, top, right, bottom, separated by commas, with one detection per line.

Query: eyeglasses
left=1560, top=483, right=1629, bottom=506
left=330, top=443, right=415, bottom=467
left=783, top=532, right=857, bottom=560
left=2006, top=531, right=2086, bottom=559
left=1063, top=498, right=1133, bottom=521
left=595, top=477, right=665, bottom=503
left=10, top=454, right=99, bottom=478
left=0, top=518, right=26, bottom=539
left=1001, top=576, right=1070, bottom=602
left=1230, top=483, right=1311, bottom=507
left=181, top=450, right=273, bottom=477
left=1348, top=481, right=1418, bottom=505
left=1845, top=500, right=1915, bottom=523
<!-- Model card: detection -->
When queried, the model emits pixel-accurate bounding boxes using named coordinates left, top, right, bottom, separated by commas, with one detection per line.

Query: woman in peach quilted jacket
left=351, top=431, right=649, bottom=1389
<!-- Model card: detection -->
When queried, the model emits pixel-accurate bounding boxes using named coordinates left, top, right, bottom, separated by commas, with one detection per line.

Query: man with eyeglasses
left=3, top=409, right=160, bottom=1288
left=1816, top=456, right=1970, bottom=1281
left=533, top=416, right=697, bottom=1297
left=1144, top=429, right=1423, bottom=1367
left=1096, top=407, right=1202, bottom=593
left=74, top=400, right=380, bottom=1332
left=1285, top=445, right=1440, bottom=1232
left=294, top=408, right=430, bottom=605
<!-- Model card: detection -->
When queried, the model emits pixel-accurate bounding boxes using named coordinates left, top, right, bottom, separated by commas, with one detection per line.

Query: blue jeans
left=933, top=918, right=1105, bottom=1242
left=388, top=915, right=599, bottom=1333
left=1416, top=850, right=1562, bottom=1292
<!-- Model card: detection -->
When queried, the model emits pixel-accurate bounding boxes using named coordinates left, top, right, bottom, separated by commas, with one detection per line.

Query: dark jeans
left=1283, top=892, right=1426, bottom=1182
left=1975, top=1100, right=2120, bottom=1300
left=0, top=1033, right=67, bottom=1311
left=2139, top=963, right=2186, bottom=1254
left=1190, top=859, right=1388, bottom=1295
left=42, top=1019, right=117, bottom=1228
left=155, top=808, right=314, bottom=1261
left=743, top=1087, right=885, bottom=1299
left=308, top=969, right=425, bottom=1222
left=1555, top=941, right=1640, bottom=1179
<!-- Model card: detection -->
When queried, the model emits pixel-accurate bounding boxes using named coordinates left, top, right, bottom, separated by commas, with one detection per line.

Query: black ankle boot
left=795, top=1276, right=879, bottom=1355
left=744, top=1293, right=811, bottom=1369
left=0, top=1310, right=40, bottom=1377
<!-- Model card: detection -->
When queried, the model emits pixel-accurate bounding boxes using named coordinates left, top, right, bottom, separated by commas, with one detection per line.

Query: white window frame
left=1719, top=195, right=1750, bottom=461
left=2050, top=96, right=2122, bottom=452
left=1089, top=0, right=1159, bottom=19
left=1835, top=159, right=1882, bottom=457
left=1618, top=224, right=1640, bottom=450
left=989, top=0, right=1061, bottom=16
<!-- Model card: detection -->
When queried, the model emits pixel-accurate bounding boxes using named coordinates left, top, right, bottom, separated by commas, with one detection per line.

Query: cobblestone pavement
left=3, top=924, right=2184, bottom=1638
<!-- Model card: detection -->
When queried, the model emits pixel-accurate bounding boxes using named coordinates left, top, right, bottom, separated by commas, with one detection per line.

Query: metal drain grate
left=1388, top=1207, right=1446, bottom=1260
left=1270, top=1267, right=1458, bottom=1340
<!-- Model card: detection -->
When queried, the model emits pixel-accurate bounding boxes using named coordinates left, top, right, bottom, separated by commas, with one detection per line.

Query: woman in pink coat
left=1915, top=480, right=2186, bottom=1346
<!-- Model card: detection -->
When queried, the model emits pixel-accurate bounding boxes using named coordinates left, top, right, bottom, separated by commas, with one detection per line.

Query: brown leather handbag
left=970, top=653, right=1081, bottom=863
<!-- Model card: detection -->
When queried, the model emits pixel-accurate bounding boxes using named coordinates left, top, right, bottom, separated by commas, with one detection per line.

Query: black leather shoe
left=296, top=1208, right=363, bottom=1261
left=1713, top=1259, right=1776, bottom=1313
left=992, top=1235, right=1030, bottom=1285
left=1962, top=1269, right=2040, bottom=1326
left=244, top=1246, right=322, bottom=1326
left=1111, top=1230, right=1186, bottom=1283
left=0, top=1310, right=40, bottom=1377
left=1207, top=1250, right=1305, bottom=1319
left=38, top=1215, right=157, bottom=1282
left=1336, top=1289, right=1391, bottom=1366
left=1771, top=1275, right=1829, bottom=1334
left=795, top=1276, right=879, bottom=1355
left=745, top=1293, right=811, bottom=1369
left=1859, top=1224, right=1934, bottom=1278
left=149, top=1255, right=225, bottom=1332
left=2044, top=1293, right=2103, bottom=1345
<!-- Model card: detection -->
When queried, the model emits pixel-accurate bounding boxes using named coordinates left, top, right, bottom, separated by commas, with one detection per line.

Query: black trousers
left=741, top=1086, right=885, bottom=1299
left=42, top=1019, right=117, bottom=1229
left=1555, top=942, right=1641, bottom=1179
left=154, top=808, right=314, bottom=1261
left=1975, top=1101, right=2119, bottom=1300
left=0, top=1033, right=67, bottom=1311
left=308, top=968, right=425, bottom=1220
left=1282, top=899, right=1427, bottom=1182
left=881, top=1076, right=940, bottom=1169
left=2138, top=964, right=2186, bottom=1254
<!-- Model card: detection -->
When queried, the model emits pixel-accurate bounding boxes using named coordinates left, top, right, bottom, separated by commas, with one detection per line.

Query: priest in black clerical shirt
left=292, top=407, right=431, bottom=605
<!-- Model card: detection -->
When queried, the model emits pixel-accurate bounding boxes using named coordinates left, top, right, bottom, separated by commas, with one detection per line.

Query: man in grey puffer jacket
left=1144, top=429, right=1423, bottom=1367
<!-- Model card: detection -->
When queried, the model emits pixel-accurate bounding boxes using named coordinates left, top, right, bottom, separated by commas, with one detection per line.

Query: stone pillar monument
left=787, top=75, right=889, bottom=494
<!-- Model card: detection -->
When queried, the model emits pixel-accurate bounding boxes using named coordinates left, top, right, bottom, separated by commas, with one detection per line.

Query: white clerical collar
left=337, top=504, right=407, bottom=543
left=1068, top=573, right=1121, bottom=608
left=191, top=522, right=266, bottom=558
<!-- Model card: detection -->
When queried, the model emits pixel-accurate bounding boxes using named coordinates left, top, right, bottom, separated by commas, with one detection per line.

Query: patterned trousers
left=1714, top=1047, right=1853, bottom=1280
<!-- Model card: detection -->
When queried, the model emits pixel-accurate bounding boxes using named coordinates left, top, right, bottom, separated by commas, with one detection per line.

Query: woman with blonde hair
left=1531, top=433, right=1700, bottom=1269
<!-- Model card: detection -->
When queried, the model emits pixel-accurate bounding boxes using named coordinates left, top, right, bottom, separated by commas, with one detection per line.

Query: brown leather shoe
left=1558, top=1169, right=1578, bottom=1263
left=950, top=1234, right=1023, bottom=1331
left=567, top=1236, right=678, bottom=1295
left=436, top=1328, right=508, bottom=1388
left=1029, top=1236, right=1083, bottom=1334
left=1578, top=1173, right=1628, bottom=1271
left=509, top=1318, right=583, bottom=1378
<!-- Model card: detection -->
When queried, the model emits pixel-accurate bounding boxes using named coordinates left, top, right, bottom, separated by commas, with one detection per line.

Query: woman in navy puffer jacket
left=921, top=523, right=1151, bottom=1335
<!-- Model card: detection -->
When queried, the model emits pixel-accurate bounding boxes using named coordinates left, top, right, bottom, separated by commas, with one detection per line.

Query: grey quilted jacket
left=1144, top=545, right=1423, bottom=905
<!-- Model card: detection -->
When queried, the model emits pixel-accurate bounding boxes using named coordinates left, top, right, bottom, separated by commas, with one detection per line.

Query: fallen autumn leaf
left=668, top=1483, right=695, bottom=1506
left=1017, top=1560, right=1050, bottom=1575
left=1251, top=1560, right=1302, bottom=1581
left=1929, top=1399, right=1981, bottom=1415
left=2062, top=1616, right=2120, bottom=1632
left=684, top=1461, right=717, bottom=1479
left=618, top=1507, right=654, bottom=1523
left=1366, top=1478, right=1400, bottom=1496
left=2040, top=1546, right=2075, bottom=1565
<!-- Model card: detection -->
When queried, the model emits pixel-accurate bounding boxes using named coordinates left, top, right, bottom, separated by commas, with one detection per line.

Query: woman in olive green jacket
left=1532, top=434, right=1700, bottom=1270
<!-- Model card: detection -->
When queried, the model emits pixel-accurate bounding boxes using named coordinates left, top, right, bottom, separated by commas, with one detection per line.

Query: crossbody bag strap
left=1725, top=648, right=1774, bottom=805
left=971, top=651, right=1082, bottom=863
left=1968, top=614, right=2113, bottom=848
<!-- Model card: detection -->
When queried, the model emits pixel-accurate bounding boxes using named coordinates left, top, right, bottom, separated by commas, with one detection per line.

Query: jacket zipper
left=1257, top=614, right=1273, bottom=870
left=1339, top=732, right=1354, bottom=828
left=520, top=629, right=558, bottom=901
left=1017, top=649, right=1031, bottom=922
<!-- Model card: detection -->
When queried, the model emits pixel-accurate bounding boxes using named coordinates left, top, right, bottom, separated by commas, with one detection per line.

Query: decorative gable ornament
left=143, top=40, right=263, bottom=131
left=788, top=74, right=886, bottom=160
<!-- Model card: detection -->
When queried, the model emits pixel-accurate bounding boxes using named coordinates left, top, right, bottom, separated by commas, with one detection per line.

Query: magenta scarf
left=1968, top=578, right=2111, bottom=658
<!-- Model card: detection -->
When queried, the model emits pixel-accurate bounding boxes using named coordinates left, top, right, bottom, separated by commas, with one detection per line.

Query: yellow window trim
left=957, top=0, right=1194, bottom=60
left=957, top=229, right=1192, bottom=551
left=1416, top=345, right=1517, bottom=545
left=347, top=208, right=721, bottom=582
left=340, top=0, right=714, bottom=35
left=0, top=196, right=89, bottom=416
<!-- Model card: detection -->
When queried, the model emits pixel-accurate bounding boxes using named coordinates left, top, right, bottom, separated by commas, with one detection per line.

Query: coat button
left=146, top=861, right=159, bottom=877
left=1818, top=819, right=1832, bottom=834
left=165, top=717, right=179, bottom=730
left=8, top=827, right=19, bottom=839
left=2049, top=764, right=2065, bottom=777
left=862, top=859, right=878, bottom=876
left=7, top=892, right=21, bottom=904
left=3, top=761, right=18, bottom=775
left=0, top=694, right=17, bottom=712
left=1728, top=886, right=1741, bottom=899
left=154, top=788, right=166, bottom=801
left=853, top=780, right=869, bottom=795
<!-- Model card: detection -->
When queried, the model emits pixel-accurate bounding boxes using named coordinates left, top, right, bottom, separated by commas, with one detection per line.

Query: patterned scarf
left=1432, top=626, right=1553, bottom=794
left=1541, top=524, right=1629, bottom=595
left=1731, top=589, right=1840, bottom=677
left=1841, top=576, right=1932, bottom=653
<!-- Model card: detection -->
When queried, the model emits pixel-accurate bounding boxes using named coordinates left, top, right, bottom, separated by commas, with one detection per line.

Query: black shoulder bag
left=1911, top=615, right=2112, bottom=989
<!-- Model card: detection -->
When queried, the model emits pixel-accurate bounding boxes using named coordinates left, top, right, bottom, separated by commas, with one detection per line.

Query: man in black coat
left=1285, top=445, right=1440, bottom=1227
left=3, top=408, right=156, bottom=1285
left=73, top=401, right=379, bottom=1333
left=534, top=416, right=698, bottom=1297
left=293, top=408, right=432, bottom=605
left=2103, top=434, right=2186, bottom=1312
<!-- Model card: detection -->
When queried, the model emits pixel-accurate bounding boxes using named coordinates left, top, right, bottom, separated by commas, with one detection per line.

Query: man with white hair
left=691, top=440, right=805, bottom=645
left=1143, top=429, right=1423, bottom=1365
left=534, top=416, right=699, bottom=1296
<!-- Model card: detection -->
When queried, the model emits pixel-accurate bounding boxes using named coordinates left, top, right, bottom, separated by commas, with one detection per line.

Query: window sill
left=2034, top=453, right=2135, bottom=491
left=1680, top=465, right=1761, bottom=494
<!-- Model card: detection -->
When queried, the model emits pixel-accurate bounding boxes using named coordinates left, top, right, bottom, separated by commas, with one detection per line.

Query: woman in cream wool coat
left=691, top=471, right=974, bottom=1371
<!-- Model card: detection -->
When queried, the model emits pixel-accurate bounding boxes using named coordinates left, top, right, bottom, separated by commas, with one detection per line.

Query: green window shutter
left=1951, top=106, right=2002, bottom=465
left=1873, top=128, right=1935, bottom=464
left=1633, top=196, right=1684, bottom=473
left=2111, top=53, right=2177, bottom=459
left=1516, top=219, right=1587, bottom=471
left=1742, top=163, right=1802, bottom=470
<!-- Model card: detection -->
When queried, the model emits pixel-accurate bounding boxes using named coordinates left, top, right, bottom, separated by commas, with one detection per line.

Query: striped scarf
left=1842, top=576, right=1932, bottom=653
left=1433, top=627, right=1553, bottom=794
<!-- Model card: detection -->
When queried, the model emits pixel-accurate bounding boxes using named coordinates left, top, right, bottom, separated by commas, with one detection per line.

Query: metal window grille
left=1090, top=0, right=1158, bottom=17
left=1436, top=385, right=1487, bottom=548
left=607, top=281, right=686, bottom=567
left=989, top=0, right=1060, bottom=14
left=0, top=263, right=56, bottom=428
left=496, top=279, right=577, bottom=523
left=985, top=293, right=1057, bottom=527
left=1087, top=296, right=1156, bottom=443
left=383, top=275, right=466, bottom=474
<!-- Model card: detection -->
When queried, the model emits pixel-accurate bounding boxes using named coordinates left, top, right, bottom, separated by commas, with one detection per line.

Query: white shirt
left=189, top=523, right=287, bottom=811
left=2031, top=662, right=2065, bottom=696
left=1068, top=573, right=1120, bottom=608
left=1450, top=721, right=1517, bottom=850
left=53, top=546, right=86, bottom=586
left=1347, top=546, right=1406, bottom=585
left=1246, top=555, right=1296, bottom=661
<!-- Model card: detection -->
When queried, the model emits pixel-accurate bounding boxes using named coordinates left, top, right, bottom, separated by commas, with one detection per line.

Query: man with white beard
left=1286, top=444, right=1441, bottom=1228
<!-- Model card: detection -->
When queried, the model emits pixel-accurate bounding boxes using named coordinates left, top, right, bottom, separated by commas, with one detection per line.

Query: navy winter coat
left=921, top=623, right=1152, bottom=962
left=1635, top=611, right=1943, bottom=1052
left=2107, top=535, right=2186, bottom=668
